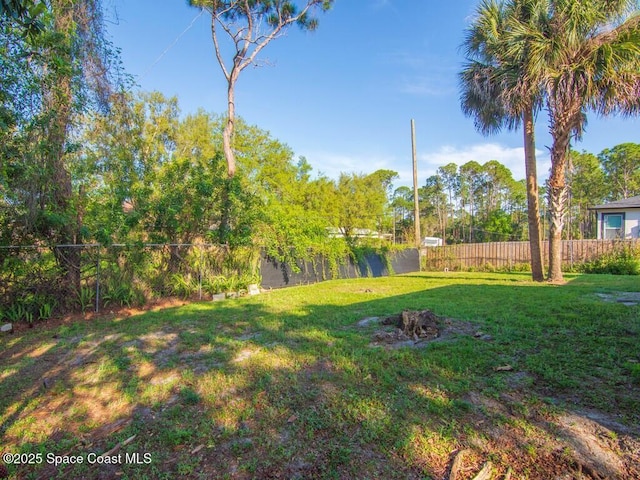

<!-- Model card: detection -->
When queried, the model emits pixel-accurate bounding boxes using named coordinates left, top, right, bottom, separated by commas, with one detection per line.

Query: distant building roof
left=592, top=195, right=640, bottom=210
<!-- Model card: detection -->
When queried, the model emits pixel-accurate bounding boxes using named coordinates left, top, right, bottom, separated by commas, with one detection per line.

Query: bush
left=579, top=246, right=640, bottom=275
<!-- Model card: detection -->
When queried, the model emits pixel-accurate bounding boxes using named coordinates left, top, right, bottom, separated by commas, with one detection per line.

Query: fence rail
left=422, top=239, right=640, bottom=271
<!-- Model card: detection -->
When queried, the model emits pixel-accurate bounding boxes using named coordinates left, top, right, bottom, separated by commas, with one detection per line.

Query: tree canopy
left=188, top=0, right=333, bottom=177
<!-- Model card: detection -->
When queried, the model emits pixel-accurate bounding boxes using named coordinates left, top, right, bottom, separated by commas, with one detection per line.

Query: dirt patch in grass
left=460, top=391, right=640, bottom=480
left=595, top=291, right=640, bottom=306
left=3, top=297, right=189, bottom=335
left=358, top=311, right=640, bottom=479
left=361, top=309, right=484, bottom=349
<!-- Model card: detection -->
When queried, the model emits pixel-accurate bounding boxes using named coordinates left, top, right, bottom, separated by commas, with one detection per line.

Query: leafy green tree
left=77, top=93, right=271, bottom=250
left=392, top=186, right=413, bottom=222
left=256, top=201, right=332, bottom=269
left=188, top=0, right=333, bottom=178
left=2, top=0, right=125, bottom=294
left=599, top=143, right=640, bottom=200
left=437, top=163, right=459, bottom=238
left=391, top=186, right=413, bottom=243
left=365, top=169, right=398, bottom=237
left=566, top=149, right=606, bottom=238
left=482, top=160, right=516, bottom=215
left=233, top=119, right=334, bottom=258
left=295, top=156, right=313, bottom=183
left=420, top=175, right=448, bottom=242
left=482, top=209, right=513, bottom=241
left=233, top=120, right=301, bottom=203
left=148, top=115, right=225, bottom=245
left=77, top=92, right=172, bottom=244
left=72, top=93, right=142, bottom=244
left=303, top=174, right=340, bottom=226
left=332, top=170, right=397, bottom=241
left=0, top=0, right=45, bottom=36
left=506, top=179, right=528, bottom=240
left=458, top=160, right=484, bottom=243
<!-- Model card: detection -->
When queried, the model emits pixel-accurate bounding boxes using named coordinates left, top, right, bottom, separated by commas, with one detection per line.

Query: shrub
left=579, top=246, right=640, bottom=275
left=170, top=274, right=198, bottom=299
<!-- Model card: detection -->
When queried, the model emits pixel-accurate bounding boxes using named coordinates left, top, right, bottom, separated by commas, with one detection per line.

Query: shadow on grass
left=0, top=273, right=639, bottom=479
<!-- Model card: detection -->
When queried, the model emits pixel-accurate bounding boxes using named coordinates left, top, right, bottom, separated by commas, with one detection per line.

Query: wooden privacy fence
left=422, top=239, right=640, bottom=271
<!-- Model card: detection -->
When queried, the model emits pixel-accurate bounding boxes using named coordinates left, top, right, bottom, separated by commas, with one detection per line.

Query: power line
left=140, top=8, right=205, bottom=80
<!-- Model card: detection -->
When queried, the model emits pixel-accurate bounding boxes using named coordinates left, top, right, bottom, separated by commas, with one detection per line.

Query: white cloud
left=420, top=143, right=551, bottom=183
left=298, top=143, right=551, bottom=191
left=300, top=150, right=409, bottom=183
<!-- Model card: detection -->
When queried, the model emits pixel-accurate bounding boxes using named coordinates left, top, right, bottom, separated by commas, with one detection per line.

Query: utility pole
left=411, top=119, right=420, bottom=248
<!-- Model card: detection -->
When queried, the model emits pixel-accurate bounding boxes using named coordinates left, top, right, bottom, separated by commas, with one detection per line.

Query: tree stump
left=383, top=310, right=441, bottom=341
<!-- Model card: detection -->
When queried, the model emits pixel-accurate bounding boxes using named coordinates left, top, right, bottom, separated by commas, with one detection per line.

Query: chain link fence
left=0, top=243, right=259, bottom=322
left=1, top=243, right=421, bottom=324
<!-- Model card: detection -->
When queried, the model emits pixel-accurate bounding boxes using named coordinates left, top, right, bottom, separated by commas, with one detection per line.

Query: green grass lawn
left=1, top=272, right=639, bottom=479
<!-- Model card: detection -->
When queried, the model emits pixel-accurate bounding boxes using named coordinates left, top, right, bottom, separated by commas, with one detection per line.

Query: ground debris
left=382, top=309, right=441, bottom=341
left=369, top=309, right=481, bottom=348
left=472, top=461, right=493, bottom=480
left=99, top=434, right=136, bottom=458
left=448, top=449, right=470, bottom=480
left=448, top=450, right=494, bottom=480
left=494, top=364, right=514, bottom=372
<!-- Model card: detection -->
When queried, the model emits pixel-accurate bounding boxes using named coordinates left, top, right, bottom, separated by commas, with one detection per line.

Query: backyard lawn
left=1, top=272, right=639, bottom=479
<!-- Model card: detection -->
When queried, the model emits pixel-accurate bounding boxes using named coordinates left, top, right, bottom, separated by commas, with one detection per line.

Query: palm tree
left=462, top=0, right=640, bottom=283
left=460, top=0, right=545, bottom=281
left=515, top=0, right=640, bottom=282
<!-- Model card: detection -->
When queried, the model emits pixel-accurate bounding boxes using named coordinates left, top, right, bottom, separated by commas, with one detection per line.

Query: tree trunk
left=217, top=176, right=236, bottom=244
left=168, top=244, right=181, bottom=273
left=523, top=108, right=544, bottom=281
left=547, top=123, right=571, bottom=283
left=548, top=184, right=567, bottom=282
left=48, top=0, right=80, bottom=296
left=223, top=73, right=238, bottom=178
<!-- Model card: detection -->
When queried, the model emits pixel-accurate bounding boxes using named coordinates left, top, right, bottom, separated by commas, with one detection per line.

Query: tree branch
left=210, top=17, right=230, bottom=81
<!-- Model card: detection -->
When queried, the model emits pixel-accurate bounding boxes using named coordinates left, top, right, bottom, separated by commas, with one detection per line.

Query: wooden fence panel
left=422, top=239, right=640, bottom=271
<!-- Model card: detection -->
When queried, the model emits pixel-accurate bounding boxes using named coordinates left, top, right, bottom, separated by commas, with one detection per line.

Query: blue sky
left=105, top=0, right=639, bottom=188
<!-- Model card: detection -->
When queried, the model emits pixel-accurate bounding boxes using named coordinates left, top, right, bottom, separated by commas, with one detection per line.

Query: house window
left=603, top=213, right=623, bottom=239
